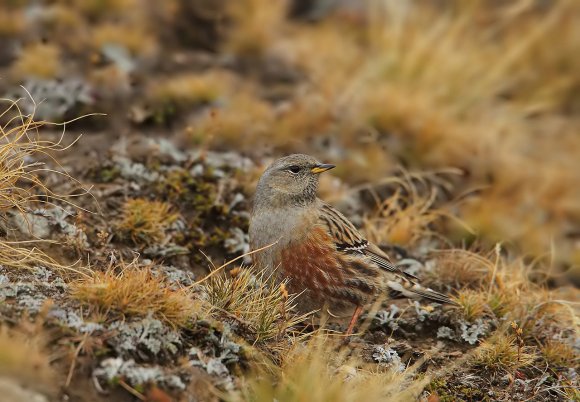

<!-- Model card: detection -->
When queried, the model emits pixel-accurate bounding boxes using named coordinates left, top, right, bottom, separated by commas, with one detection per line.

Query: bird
left=248, top=154, right=456, bottom=335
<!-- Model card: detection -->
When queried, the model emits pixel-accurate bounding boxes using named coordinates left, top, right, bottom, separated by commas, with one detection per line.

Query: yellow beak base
left=311, top=164, right=336, bottom=174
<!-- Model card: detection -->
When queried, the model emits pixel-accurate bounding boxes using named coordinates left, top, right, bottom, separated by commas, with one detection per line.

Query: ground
left=0, top=1, right=578, bottom=401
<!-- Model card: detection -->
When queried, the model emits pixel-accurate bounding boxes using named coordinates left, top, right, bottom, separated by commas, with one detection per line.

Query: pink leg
left=345, top=305, right=363, bottom=336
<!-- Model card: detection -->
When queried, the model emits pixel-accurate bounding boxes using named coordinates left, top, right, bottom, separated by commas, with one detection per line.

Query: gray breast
left=249, top=206, right=309, bottom=270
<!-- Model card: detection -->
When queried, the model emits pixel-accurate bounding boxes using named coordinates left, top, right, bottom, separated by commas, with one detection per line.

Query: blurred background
left=1, top=0, right=579, bottom=284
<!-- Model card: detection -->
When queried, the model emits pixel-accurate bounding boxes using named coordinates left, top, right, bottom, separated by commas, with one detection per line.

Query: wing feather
left=319, top=202, right=416, bottom=278
left=318, top=201, right=456, bottom=305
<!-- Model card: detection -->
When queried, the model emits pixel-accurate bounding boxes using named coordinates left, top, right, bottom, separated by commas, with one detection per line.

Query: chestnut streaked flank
left=249, top=154, right=455, bottom=334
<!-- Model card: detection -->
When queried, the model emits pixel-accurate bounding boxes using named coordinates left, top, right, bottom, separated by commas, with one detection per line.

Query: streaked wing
left=319, top=203, right=368, bottom=252
left=318, top=202, right=456, bottom=305
left=319, top=202, right=412, bottom=278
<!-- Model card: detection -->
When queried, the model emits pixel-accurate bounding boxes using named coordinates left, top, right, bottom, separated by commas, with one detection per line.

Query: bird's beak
left=311, top=163, right=335, bottom=174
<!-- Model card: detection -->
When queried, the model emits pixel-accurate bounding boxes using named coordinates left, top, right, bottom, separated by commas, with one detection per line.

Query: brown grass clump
left=70, top=260, right=202, bottom=327
left=191, top=90, right=274, bottom=149
left=230, top=334, right=425, bottom=402
left=363, top=174, right=460, bottom=247
left=0, top=99, right=89, bottom=273
left=433, top=250, right=495, bottom=290
left=225, top=0, right=288, bottom=57
left=148, top=72, right=230, bottom=112
left=453, top=289, right=489, bottom=322
left=540, top=340, right=579, bottom=368
left=473, top=334, right=536, bottom=373
left=205, top=267, right=307, bottom=343
left=1, top=101, right=66, bottom=213
left=115, top=198, right=178, bottom=246
left=0, top=240, right=86, bottom=275
left=0, top=324, right=56, bottom=396
left=11, top=43, right=61, bottom=80
left=92, top=22, right=157, bottom=57
left=0, top=9, right=26, bottom=37
left=61, top=0, right=138, bottom=19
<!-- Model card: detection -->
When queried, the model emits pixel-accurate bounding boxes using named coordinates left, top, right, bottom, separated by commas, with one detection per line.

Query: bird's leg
left=345, top=305, right=363, bottom=336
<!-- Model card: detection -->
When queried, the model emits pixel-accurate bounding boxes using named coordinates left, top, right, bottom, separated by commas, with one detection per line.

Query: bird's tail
left=386, top=279, right=457, bottom=305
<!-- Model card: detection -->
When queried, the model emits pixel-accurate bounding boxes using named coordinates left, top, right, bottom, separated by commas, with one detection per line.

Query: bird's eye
left=287, top=165, right=301, bottom=174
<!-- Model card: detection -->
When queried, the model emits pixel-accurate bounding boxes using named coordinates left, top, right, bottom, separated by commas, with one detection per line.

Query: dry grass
left=115, top=198, right=178, bottom=246
left=0, top=1, right=578, bottom=399
left=189, top=89, right=274, bottom=149
left=0, top=323, right=56, bottom=396
left=225, top=0, right=288, bottom=57
left=229, top=334, right=426, bottom=402
left=433, top=250, right=495, bottom=290
left=453, top=289, right=489, bottom=322
left=70, top=259, right=203, bottom=327
left=60, top=0, right=138, bottom=19
left=148, top=71, right=231, bottom=110
left=0, top=99, right=84, bottom=214
left=0, top=240, right=86, bottom=275
left=540, top=340, right=579, bottom=368
left=92, top=22, right=157, bottom=57
left=473, top=333, right=536, bottom=373
left=0, top=99, right=89, bottom=273
left=362, top=173, right=461, bottom=247
left=11, top=43, right=61, bottom=80
left=434, top=245, right=578, bottom=347
left=205, top=266, right=308, bottom=343
left=0, top=9, right=26, bottom=37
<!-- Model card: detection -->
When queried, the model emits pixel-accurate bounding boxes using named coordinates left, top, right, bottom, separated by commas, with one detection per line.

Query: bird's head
left=254, top=154, right=335, bottom=210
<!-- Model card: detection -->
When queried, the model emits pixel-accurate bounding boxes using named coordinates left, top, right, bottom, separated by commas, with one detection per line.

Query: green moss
left=152, top=104, right=177, bottom=126
left=148, top=165, right=249, bottom=260
left=99, top=166, right=121, bottom=183
left=428, top=377, right=489, bottom=402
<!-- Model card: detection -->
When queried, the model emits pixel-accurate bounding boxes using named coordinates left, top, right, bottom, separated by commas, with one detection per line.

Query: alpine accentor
left=249, top=154, right=455, bottom=334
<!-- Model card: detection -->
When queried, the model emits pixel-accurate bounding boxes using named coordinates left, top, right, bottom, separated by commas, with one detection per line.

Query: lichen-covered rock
left=372, top=345, right=405, bottom=372
left=0, top=267, right=67, bottom=314
left=108, top=316, right=182, bottom=360
left=93, top=358, right=186, bottom=391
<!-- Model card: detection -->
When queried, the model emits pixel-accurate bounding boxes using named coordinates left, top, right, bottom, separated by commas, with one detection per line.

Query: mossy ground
left=0, top=1, right=578, bottom=401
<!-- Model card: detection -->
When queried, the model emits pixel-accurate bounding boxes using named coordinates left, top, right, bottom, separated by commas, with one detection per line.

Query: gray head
left=253, top=154, right=335, bottom=211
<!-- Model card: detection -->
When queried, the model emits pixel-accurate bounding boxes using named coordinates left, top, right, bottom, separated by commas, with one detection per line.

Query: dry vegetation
left=0, top=323, right=56, bottom=398
left=71, top=259, right=203, bottom=327
left=205, top=267, right=307, bottom=343
left=230, top=335, right=426, bottom=402
left=116, top=198, right=179, bottom=246
left=0, top=0, right=578, bottom=401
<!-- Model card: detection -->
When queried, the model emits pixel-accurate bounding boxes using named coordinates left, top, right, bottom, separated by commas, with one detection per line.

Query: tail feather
left=386, top=279, right=457, bottom=305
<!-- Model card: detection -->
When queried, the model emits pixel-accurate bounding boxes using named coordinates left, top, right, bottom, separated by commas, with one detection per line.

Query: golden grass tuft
left=473, top=334, right=536, bottom=373
left=520, top=299, right=579, bottom=341
left=0, top=324, right=55, bottom=395
left=225, top=0, right=288, bottom=57
left=453, top=289, right=489, bottom=322
left=148, top=72, right=230, bottom=110
left=92, top=22, right=157, bottom=57
left=190, top=90, right=274, bottom=149
left=540, top=340, right=579, bottom=368
left=70, top=259, right=202, bottom=327
left=432, top=250, right=494, bottom=289
left=116, top=198, right=178, bottom=246
left=11, top=43, right=61, bottom=80
left=0, top=9, right=26, bottom=37
left=230, top=334, right=426, bottom=402
left=363, top=173, right=458, bottom=247
left=60, top=0, right=138, bottom=19
left=205, top=267, right=307, bottom=343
